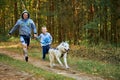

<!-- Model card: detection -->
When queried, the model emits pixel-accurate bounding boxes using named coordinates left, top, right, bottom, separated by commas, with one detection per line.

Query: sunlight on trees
left=0, top=0, right=119, bottom=46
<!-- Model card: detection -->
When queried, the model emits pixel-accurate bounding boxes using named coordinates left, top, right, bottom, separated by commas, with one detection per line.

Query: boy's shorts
left=20, top=35, right=30, bottom=46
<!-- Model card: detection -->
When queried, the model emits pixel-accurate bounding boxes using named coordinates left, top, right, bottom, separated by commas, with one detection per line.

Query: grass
left=3, top=45, right=120, bottom=80
left=68, top=57, right=120, bottom=80
left=0, top=37, right=120, bottom=80
left=0, top=53, right=74, bottom=80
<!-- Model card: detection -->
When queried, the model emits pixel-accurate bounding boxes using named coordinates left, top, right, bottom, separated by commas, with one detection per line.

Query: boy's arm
left=36, top=34, right=41, bottom=41
left=9, top=20, right=20, bottom=35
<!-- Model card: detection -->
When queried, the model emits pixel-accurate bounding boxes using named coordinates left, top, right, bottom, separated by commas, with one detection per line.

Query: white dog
left=49, top=42, right=70, bottom=69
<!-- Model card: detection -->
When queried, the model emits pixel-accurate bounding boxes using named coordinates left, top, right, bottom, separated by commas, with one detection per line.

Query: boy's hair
left=41, top=26, right=48, bottom=31
left=42, top=26, right=47, bottom=30
left=42, top=26, right=47, bottom=29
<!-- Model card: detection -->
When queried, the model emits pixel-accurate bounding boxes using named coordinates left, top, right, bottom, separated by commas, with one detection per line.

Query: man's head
left=21, top=10, right=30, bottom=19
left=42, top=26, right=47, bottom=34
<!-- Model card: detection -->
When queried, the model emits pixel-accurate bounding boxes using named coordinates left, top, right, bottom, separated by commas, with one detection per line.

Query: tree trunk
left=14, top=1, right=18, bottom=36
left=111, top=0, right=120, bottom=46
left=37, top=0, right=41, bottom=34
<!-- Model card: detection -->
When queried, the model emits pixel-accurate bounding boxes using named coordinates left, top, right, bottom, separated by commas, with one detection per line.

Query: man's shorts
left=20, top=35, right=30, bottom=46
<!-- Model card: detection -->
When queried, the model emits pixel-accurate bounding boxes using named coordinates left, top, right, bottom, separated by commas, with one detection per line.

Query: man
left=9, top=10, right=37, bottom=62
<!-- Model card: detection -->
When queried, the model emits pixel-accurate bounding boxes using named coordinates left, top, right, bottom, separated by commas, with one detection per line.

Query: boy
left=37, top=26, right=52, bottom=60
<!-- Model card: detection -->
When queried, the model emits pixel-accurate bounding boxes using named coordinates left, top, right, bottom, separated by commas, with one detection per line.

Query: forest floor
left=0, top=49, right=105, bottom=80
left=0, top=62, right=42, bottom=80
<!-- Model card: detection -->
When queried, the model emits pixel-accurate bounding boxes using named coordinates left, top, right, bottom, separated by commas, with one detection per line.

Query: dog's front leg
left=56, top=56, right=64, bottom=67
left=63, top=53, right=69, bottom=69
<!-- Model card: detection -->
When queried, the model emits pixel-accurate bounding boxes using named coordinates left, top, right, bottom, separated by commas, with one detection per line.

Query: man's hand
left=8, top=33, right=11, bottom=37
left=34, top=34, right=38, bottom=38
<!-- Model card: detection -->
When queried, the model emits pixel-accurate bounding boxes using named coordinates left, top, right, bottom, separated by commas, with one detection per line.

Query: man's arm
left=31, top=19, right=37, bottom=37
left=9, top=20, right=20, bottom=35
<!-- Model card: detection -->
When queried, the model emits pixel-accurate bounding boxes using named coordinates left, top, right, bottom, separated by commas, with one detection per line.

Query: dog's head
left=58, top=42, right=70, bottom=52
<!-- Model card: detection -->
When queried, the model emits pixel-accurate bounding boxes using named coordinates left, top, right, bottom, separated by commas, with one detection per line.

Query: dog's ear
left=61, top=42, right=64, bottom=46
left=65, top=41, right=69, bottom=43
left=61, top=41, right=65, bottom=44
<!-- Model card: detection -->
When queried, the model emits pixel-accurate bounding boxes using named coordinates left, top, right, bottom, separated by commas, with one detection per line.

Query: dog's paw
left=66, top=66, right=70, bottom=69
left=50, top=66, right=54, bottom=68
left=60, top=64, right=64, bottom=67
left=53, top=64, right=56, bottom=66
left=50, top=65, right=54, bottom=68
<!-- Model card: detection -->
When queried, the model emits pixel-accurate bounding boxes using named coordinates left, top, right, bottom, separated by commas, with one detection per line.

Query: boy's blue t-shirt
left=37, top=32, right=52, bottom=46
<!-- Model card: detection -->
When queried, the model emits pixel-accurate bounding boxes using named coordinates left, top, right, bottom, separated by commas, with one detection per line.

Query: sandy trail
left=0, top=62, right=43, bottom=80
left=0, top=49, right=105, bottom=80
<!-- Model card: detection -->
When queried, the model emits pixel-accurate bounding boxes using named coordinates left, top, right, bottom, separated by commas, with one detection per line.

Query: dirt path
left=0, top=62, right=43, bottom=80
left=0, top=49, right=105, bottom=80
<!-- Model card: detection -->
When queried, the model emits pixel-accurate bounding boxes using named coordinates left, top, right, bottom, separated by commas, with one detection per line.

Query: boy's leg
left=46, top=45, right=50, bottom=53
left=42, top=45, right=50, bottom=60
left=42, top=46, right=47, bottom=60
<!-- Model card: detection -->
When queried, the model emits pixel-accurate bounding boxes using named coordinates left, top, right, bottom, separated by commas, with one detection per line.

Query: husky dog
left=49, top=42, right=70, bottom=69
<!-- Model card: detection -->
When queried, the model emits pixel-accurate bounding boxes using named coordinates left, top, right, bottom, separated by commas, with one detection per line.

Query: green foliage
left=76, top=59, right=120, bottom=80
left=0, top=40, right=120, bottom=80
left=8, top=36, right=19, bottom=41
left=84, top=21, right=98, bottom=30
left=0, top=0, right=6, bottom=5
left=0, top=0, right=119, bottom=46
left=0, top=34, right=10, bottom=42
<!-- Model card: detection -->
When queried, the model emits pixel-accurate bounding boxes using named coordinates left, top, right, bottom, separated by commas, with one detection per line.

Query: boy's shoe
left=42, top=58, right=45, bottom=61
left=25, top=56, right=28, bottom=62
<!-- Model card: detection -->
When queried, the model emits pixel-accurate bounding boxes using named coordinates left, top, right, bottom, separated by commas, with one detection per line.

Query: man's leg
left=20, top=36, right=29, bottom=62
left=23, top=44, right=28, bottom=62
